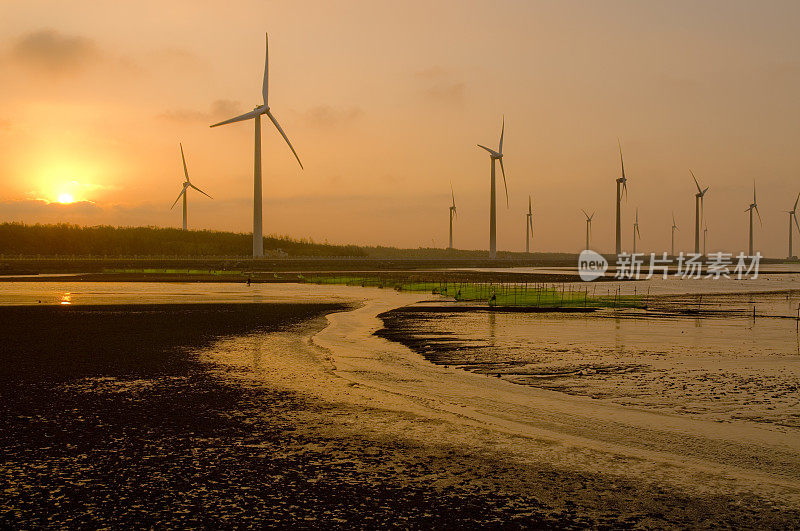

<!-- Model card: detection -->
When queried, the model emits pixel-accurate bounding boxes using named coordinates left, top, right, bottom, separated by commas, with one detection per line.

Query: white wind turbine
left=582, top=209, right=595, bottom=250
left=171, top=143, right=212, bottom=230
left=786, top=192, right=800, bottom=258
left=448, top=183, right=457, bottom=249
left=525, top=195, right=533, bottom=253
left=671, top=212, right=679, bottom=257
left=690, top=170, right=709, bottom=254
left=210, top=33, right=303, bottom=257
left=632, top=208, right=641, bottom=254
left=477, top=117, right=508, bottom=259
left=745, top=182, right=761, bottom=256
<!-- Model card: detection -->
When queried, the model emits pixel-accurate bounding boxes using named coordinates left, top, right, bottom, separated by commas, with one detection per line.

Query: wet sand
left=2, top=298, right=799, bottom=527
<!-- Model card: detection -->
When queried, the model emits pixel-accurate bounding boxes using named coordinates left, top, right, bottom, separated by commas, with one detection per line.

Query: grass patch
left=305, top=275, right=645, bottom=309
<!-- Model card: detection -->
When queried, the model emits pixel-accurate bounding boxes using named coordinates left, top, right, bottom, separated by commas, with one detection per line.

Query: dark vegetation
left=0, top=222, right=566, bottom=260
left=0, top=223, right=366, bottom=257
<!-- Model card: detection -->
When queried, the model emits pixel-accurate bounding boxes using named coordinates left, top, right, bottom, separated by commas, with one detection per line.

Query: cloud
left=157, top=99, right=243, bottom=123
left=0, top=199, right=102, bottom=222
left=414, top=67, right=466, bottom=104
left=424, top=82, right=465, bottom=101
left=9, top=29, right=100, bottom=75
left=301, top=105, right=362, bottom=128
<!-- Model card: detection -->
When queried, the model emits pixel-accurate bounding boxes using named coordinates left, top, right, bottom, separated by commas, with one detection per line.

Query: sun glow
left=57, top=193, right=75, bottom=204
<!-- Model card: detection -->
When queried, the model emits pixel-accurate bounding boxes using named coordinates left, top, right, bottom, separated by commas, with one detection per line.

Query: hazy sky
left=1, top=0, right=799, bottom=255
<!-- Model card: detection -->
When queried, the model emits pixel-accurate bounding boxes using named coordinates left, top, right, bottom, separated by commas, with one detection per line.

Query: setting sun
left=57, top=193, right=74, bottom=204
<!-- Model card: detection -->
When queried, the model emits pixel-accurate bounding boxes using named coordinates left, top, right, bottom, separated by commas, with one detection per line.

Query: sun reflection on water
left=60, top=293, right=71, bottom=305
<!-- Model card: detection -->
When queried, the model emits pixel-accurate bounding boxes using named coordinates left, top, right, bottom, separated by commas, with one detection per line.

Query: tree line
left=0, top=223, right=367, bottom=257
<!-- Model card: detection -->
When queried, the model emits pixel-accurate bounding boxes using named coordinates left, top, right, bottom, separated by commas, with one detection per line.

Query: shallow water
left=384, top=307, right=800, bottom=429
left=0, top=281, right=359, bottom=306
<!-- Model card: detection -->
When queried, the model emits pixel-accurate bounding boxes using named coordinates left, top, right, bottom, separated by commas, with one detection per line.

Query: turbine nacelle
left=477, top=145, right=502, bottom=159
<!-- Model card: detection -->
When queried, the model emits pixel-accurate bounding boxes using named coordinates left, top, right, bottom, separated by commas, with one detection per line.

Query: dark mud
left=0, top=303, right=597, bottom=528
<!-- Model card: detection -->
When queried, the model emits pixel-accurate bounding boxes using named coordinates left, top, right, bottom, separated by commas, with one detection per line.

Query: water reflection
left=60, top=293, right=71, bottom=305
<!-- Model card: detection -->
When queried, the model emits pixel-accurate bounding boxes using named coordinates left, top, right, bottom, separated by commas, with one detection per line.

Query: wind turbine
left=786, top=192, right=800, bottom=258
left=582, top=209, right=595, bottom=250
left=448, top=183, right=457, bottom=249
left=525, top=195, right=533, bottom=253
left=632, top=208, right=641, bottom=254
left=171, top=143, right=212, bottom=230
left=703, top=221, right=708, bottom=256
left=477, top=116, right=508, bottom=259
left=210, top=33, right=303, bottom=257
left=690, top=170, right=709, bottom=254
left=615, top=139, right=628, bottom=255
left=745, top=182, right=761, bottom=256
left=671, top=212, right=679, bottom=257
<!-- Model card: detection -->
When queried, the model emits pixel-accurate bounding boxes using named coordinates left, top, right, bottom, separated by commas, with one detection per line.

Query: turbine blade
left=528, top=195, right=532, bottom=214
left=210, top=108, right=263, bottom=128
left=690, top=169, right=702, bottom=194
left=795, top=213, right=800, bottom=234
left=622, top=180, right=628, bottom=201
left=755, top=204, right=762, bottom=226
left=190, top=184, right=213, bottom=199
left=753, top=181, right=757, bottom=203
left=499, top=158, right=508, bottom=208
left=581, top=209, right=589, bottom=220
left=618, top=138, right=625, bottom=181
left=794, top=192, right=800, bottom=211
left=477, top=144, right=495, bottom=155
left=180, top=143, right=190, bottom=182
left=262, top=33, right=269, bottom=106
left=451, top=182, right=455, bottom=208
left=170, top=189, right=185, bottom=209
left=498, top=116, right=504, bottom=153
left=266, top=109, right=303, bottom=169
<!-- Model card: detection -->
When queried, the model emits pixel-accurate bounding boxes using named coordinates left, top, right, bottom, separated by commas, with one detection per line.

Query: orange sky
left=1, top=0, right=799, bottom=255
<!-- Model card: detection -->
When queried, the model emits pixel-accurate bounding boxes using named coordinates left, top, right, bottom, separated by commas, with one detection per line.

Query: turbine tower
left=210, top=33, right=303, bottom=257
left=582, top=209, right=595, bottom=250
left=477, top=117, right=508, bottom=259
left=745, top=182, right=761, bottom=256
left=671, top=212, right=678, bottom=257
left=448, top=183, right=457, bottom=249
left=171, top=143, right=212, bottom=230
left=632, top=208, right=641, bottom=254
left=690, top=170, right=709, bottom=254
left=786, top=192, right=800, bottom=258
left=525, top=195, right=533, bottom=253
left=615, top=140, right=628, bottom=255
